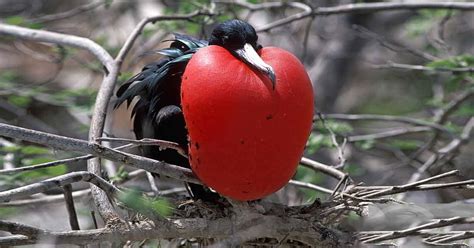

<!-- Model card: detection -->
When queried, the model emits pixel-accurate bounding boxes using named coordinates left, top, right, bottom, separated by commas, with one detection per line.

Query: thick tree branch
left=0, top=214, right=347, bottom=247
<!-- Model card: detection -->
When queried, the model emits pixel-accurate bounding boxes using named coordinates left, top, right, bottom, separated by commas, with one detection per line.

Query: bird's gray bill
left=234, top=43, right=276, bottom=89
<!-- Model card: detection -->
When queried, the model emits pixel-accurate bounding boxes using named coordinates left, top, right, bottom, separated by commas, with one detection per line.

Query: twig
left=330, top=175, right=349, bottom=197
left=91, top=211, right=98, bottom=229
left=351, top=170, right=474, bottom=199
left=401, top=117, right=474, bottom=196
left=434, top=87, right=474, bottom=124
left=115, top=10, right=215, bottom=66
left=300, top=157, right=347, bottom=180
left=218, top=1, right=474, bottom=32
left=0, top=154, right=93, bottom=175
left=0, top=189, right=90, bottom=207
left=28, top=1, right=105, bottom=23
left=0, top=23, right=114, bottom=71
left=353, top=25, right=438, bottom=61
left=324, top=113, right=452, bottom=134
left=0, top=143, right=139, bottom=175
left=96, top=137, right=187, bottom=158
left=0, top=123, right=200, bottom=184
left=373, top=61, right=474, bottom=73
left=358, top=217, right=474, bottom=243
left=0, top=171, right=120, bottom=202
left=288, top=180, right=333, bottom=195
left=146, top=172, right=159, bottom=196
left=63, top=184, right=80, bottom=230
left=347, top=126, right=432, bottom=142
left=317, top=113, right=347, bottom=169
left=396, top=87, right=474, bottom=179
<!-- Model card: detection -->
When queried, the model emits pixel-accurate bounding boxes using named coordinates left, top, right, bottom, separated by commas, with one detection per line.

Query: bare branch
left=351, top=170, right=474, bottom=199
left=0, top=154, right=93, bottom=175
left=324, top=113, right=452, bottom=135
left=288, top=180, right=333, bottom=195
left=347, top=126, right=432, bottom=142
left=28, top=1, right=105, bottom=23
left=0, top=123, right=199, bottom=184
left=359, top=217, right=474, bottom=244
left=218, top=1, right=474, bottom=32
left=96, top=137, right=187, bottom=158
left=403, top=117, right=474, bottom=191
left=0, top=23, right=114, bottom=71
left=0, top=189, right=90, bottom=207
left=115, top=10, right=215, bottom=66
left=0, top=171, right=120, bottom=202
left=0, top=214, right=346, bottom=247
left=300, top=157, right=347, bottom=180
left=62, top=184, right=80, bottom=230
left=316, top=113, right=347, bottom=169
left=373, top=61, right=474, bottom=73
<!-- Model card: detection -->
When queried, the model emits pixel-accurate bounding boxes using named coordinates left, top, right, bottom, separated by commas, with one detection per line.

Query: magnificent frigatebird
left=115, top=20, right=279, bottom=201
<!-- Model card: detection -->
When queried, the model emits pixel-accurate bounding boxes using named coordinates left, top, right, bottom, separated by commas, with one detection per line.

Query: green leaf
left=388, top=139, right=422, bottom=151
left=343, top=164, right=364, bottom=177
left=306, top=133, right=333, bottom=154
left=454, top=105, right=474, bottom=117
left=110, top=166, right=129, bottom=183
left=5, top=16, right=25, bottom=25
left=0, top=206, right=17, bottom=218
left=118, top=190, right=174, bottom=217
left=444, top=122, right=463, bottom=134
left=105, top=0, right=114, bottom=8
left=5, top=15, right=43, bottom=29
left=20, top=145, right=50, bottom=155
left=427, top=54, right=474, bottom=69
left=405, top=10, right=455, bottom=37
left=355, top=139, right=375, bottom=150
left=7, top=95, right=31, bottom=107
left=313, top=120, right=353, bottom=134
left=295, top=166, right=324, bottom=184
left=16, top=159, right=67, bottom=182
left=0, top=145, right=20, bottom=153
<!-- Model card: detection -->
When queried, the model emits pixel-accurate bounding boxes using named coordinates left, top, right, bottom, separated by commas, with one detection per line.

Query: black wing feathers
left=114, top=33, right=206, bottom=153
left=115, top=34, right=220, bottom=201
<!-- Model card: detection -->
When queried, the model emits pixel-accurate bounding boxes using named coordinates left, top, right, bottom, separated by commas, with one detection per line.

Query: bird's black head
left=209, top=19, right=260, bottom=51
left=208, top=19, right=275, bottom=87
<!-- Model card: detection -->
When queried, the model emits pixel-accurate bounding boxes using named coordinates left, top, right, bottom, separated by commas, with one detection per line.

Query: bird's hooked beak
left=234, top=43, right=276, bottom=89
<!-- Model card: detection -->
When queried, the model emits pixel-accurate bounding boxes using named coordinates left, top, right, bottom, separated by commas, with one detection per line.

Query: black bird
left=115, top=20, right=276, bottom=200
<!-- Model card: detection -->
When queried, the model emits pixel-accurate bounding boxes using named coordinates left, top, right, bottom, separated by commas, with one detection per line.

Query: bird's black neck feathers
left=208, top=19, right=260, bottom=51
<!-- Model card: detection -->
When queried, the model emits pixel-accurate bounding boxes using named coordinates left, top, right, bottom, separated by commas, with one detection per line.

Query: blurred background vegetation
left=0, top=0, right=473, bottom=246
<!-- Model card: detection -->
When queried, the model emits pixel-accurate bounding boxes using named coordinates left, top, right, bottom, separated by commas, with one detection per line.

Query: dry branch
left=359, top=216, right=474, bottom=244
left=0, top=171, right=120, bottom=202
left=0, top=213, right=347, bottom=247
left=0, top=23, right=114, bottom=71
left=218, top=0, right=474, bottom=32
left=0, top=123, right=199, bottom=184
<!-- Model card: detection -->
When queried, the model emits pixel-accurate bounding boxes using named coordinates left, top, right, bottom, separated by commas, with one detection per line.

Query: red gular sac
left=181, top=45, right=314, bottom=201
